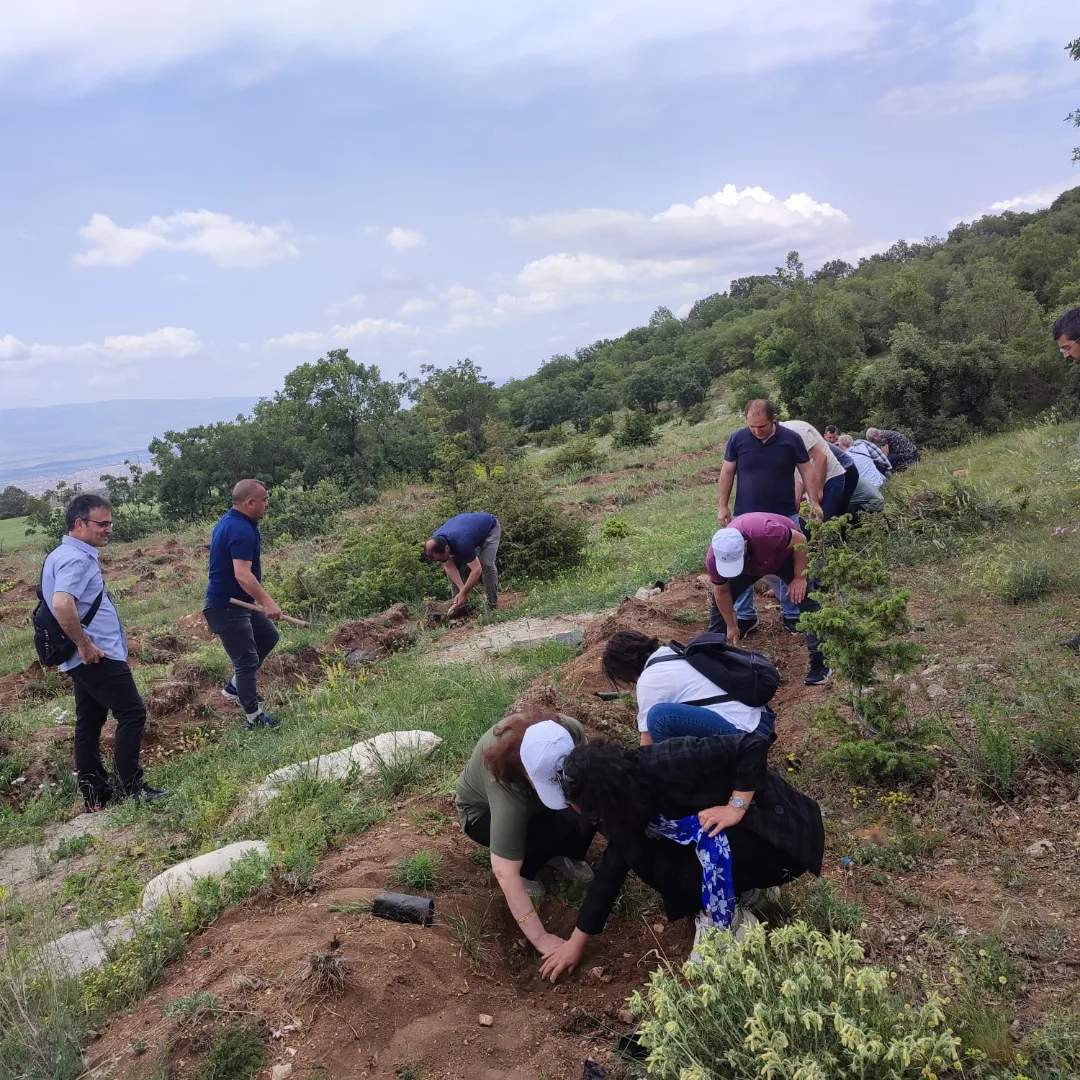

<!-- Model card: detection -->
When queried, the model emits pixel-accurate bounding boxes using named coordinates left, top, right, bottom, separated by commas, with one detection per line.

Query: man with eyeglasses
left=41, top=494, right=167, bottom=811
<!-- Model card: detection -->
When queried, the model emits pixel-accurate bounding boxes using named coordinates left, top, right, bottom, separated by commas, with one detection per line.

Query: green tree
left=612, top=409, right=658, bottom=448
left=408, top=358, right=497, bottom=458
left=1067, top=36, right=1080, bottom=163
left=0, top=486, right=30, bottom=519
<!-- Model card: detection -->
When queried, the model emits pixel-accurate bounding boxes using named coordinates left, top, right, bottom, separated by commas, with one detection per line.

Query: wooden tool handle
left=228, top=596, right=310, bottom=627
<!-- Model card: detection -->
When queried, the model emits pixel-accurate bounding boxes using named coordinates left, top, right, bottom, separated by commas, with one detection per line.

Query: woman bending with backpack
left=537, top=734, right=825, bottom=982
left=601, top=628, right=777, bottom=744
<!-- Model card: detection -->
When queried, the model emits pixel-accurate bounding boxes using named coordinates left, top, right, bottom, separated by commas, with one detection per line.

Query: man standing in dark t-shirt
left=203, top=479, right=283, bottom=730
left=716, top=400, right=822, bottom=636
left=425, top=511, right=502, bottom=614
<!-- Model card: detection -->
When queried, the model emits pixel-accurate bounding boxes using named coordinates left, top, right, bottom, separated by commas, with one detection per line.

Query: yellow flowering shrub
left=629, top=921, right=962, bottom=1080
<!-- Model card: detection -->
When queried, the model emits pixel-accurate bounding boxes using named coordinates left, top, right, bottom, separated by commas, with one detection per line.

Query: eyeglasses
left=1060, top=344, right=1077, bottom=356
left=83, top=518, right=113, bottom=529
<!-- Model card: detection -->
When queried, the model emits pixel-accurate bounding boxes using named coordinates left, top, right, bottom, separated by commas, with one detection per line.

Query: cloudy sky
left=1, top=0, right=1078, bottom=408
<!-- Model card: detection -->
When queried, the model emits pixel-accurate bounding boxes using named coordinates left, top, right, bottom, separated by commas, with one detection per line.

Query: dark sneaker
left=735, top=618, right=759, bottom=638
left=804, top=663, right=831, bottom=687
left=246, top=711, right=281, bottom=730
left=130, top=783, right=170, bottom=806
left=782, top=617, right=803, bottom=635
left=1059, top=634, right=1080, bottom=650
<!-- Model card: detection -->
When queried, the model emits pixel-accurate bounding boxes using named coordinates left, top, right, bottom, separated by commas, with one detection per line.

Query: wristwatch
left=729, top=796, right=746, bottom=810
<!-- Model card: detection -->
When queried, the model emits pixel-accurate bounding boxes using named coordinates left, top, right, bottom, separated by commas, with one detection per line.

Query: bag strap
left=37, top=550, right=105, bottom=627
left=684, top=693, right=734, bottom=707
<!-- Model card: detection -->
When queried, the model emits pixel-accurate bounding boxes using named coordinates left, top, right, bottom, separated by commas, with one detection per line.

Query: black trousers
left=203, top=606, right=279, bottom=714
left=68, top=658, right=146, bottom=805
left=464, top=809, right=595, bottom=880
left=630, top=829, right=801, bottom=923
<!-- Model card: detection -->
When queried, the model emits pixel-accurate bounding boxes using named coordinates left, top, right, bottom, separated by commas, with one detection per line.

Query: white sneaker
left=690, top=904, right=759, bottom=962
left=522, top=877, right=545, bottom=900
left=547, top=856, right=594, bottom=883
left=729, top=904, right=760, bottom=942
left=690, top=911, right=714, bottom=963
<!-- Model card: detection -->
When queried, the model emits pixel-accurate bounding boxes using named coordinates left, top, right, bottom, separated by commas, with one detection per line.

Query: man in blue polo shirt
left=716, top=400, right=821, bottom=637
left=424, top=511, right=502, bottom=614
left=42, top=494, right=168, bottom=810
left=203, top=479, right=283, bottom=730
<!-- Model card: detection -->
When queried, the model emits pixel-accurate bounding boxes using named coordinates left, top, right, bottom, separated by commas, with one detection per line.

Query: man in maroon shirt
left=706, top=513, right=830, bottom=686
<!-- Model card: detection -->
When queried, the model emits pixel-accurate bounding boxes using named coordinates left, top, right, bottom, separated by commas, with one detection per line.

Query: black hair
left=745, top=398, right=777, bottom=420
left=824, top=424, right=839, bottom=435
left=66, top=494, right=111, bottom=533
left=559, top=742, right=654, bottom=850
left=1052, top=306, right=1080, bottom=342
left=601, top=629, right=660, bottom=685
left=428, top=535, right=449, bottom=556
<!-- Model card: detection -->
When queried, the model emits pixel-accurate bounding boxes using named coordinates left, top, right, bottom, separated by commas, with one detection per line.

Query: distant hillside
left=0, top=397, right=259, bottom=489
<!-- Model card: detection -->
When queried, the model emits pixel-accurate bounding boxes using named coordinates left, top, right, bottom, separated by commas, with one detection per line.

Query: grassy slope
left=3, top=418, right=1080, bottom=1077
left=0, top=516, right=30, bottom=553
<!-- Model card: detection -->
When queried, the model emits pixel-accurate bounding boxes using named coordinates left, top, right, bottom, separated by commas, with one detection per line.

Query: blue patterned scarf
left=648, top=814, right=735, bottom=928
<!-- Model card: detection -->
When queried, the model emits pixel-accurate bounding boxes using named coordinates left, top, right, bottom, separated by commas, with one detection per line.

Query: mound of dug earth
left=330, top=603, right=417, bottom=655
left=88, top=808, right=686, bottom=1080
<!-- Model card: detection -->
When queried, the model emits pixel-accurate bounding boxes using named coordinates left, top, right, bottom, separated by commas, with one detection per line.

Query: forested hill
left=140, top=185, right=1080, bottom=522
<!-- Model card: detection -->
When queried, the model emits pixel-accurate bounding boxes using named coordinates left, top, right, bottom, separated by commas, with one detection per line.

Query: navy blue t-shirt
left=724, top=425, right=810, bottom=517
left=205, top=508, right=262, bottom=607
left=435, top=512, right=497, bottom=561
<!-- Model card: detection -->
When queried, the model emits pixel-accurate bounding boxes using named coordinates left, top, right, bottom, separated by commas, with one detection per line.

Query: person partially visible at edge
left=41, top=494, right=168, bottom=811
left=708, top=515, right=831, bottom=687
left=783, top=419, right=853, bottom=522
left=599, top=628, right=775, bottom=745
left=425, top=511, right=502, bottom=615
left=839, top=433, right=888, bottom=488
left=1052, top=306, right=1080, bottom=650
left=455, top=712, right=596, bottom=960
left=203, top=479, right=283, bottom=731
left=865, top=426, right=919, bottom=472
left=717, top=400, right=821, bottom=638
left=536, top=735, right=826, bottom=982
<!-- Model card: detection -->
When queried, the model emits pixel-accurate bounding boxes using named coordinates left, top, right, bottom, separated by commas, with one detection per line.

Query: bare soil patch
left=88, top=807, right=685, bottom=1080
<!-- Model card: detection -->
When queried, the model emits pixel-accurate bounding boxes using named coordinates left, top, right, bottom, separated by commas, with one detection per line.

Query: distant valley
left=0, top=398, right=258, bottom=492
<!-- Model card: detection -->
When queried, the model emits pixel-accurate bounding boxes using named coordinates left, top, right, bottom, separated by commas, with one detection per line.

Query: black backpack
left=644, top=633, right=780, bottom=708
left=32, top=558, right=104, bottom=667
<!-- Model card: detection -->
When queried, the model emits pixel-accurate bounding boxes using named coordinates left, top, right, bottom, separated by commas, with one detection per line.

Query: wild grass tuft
left=394, top=849, right=443, bottom=892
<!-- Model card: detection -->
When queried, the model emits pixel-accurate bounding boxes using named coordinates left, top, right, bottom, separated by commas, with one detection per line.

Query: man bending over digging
left=203, top=479, right=283, bottom=730
left=424, top=511, right=501, bottom=615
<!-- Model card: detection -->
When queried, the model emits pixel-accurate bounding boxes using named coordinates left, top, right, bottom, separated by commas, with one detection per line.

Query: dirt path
left=0, top=811, right=113, bottom=902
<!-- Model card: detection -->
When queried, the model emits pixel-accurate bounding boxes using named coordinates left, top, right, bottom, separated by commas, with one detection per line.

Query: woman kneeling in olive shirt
left=456, top=710, right=596, bottom=960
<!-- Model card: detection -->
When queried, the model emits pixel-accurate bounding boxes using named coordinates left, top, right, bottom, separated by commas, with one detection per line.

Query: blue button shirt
left=42, top=536, right=128, bottom=672
left=724, top=425, right=810, bottom=517
left=206, top=508, right=262, bottom=608
left=434, top=512, right=497, bottom=561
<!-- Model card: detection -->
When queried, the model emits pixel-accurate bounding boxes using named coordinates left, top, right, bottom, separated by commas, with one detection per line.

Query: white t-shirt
left=782, top=420, right=846, bottom=483
left=635, top=646, right=763, bottom=734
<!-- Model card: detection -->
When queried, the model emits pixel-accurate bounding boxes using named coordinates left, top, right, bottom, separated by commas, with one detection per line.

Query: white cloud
left=267, top=317, right=417, bottom=348
left=440, top=284, right=486, bottom=310
left=879, top=73, right=1035, bottom=116
left=0, top=326, right=202, bottom=369
left=326, top=292, right=365, bottom=315
left=399, top=297, right=435, bottom=315
left=385, top=226, right=425, bottom=251
left=963, top=0, right=1080, bottom=58
left=990, top=181, right=1074, bottom=212
left=511, top=184, right=848, bottom=261
left=75, top=209, right=298, bottom=268
left=0, top=1, right=894, bottom=93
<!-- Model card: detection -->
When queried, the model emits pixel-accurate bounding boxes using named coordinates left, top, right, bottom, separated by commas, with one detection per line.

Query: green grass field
left=0, top=515, right=31, bottom=553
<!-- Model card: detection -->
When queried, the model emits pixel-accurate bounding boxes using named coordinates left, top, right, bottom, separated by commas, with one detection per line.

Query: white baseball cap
left=520, top=720, right=574, bottom=810
left=711, top=527, right=746, bottom=578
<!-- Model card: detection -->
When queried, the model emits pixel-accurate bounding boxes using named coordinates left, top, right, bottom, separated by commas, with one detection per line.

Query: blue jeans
left=734, top=512, right=801, bottom=621
left=646, top=701, right=776, bottom=743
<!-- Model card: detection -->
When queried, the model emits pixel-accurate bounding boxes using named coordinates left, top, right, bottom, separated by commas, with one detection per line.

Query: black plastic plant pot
left=371, top=891, right=435, bottom=926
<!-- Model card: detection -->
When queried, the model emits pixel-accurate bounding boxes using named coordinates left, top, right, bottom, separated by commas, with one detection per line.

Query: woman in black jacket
left=538, top=732, right=825, bottom=982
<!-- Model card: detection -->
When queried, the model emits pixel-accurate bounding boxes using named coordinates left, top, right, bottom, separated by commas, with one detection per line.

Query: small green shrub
left=681, top=401, right=711, bottom=425
left=198, top=1021, right=266, bottom=1080
left=162, top=989, right=222, bottom=1022
left=394, top=849, right=443, bottom=892
left=589, top=413, right=615, bottom=436
left=992, top=559, right=1054, bottom=604
left=261, top=479, right=348, bottom=544
left=726, top=370, right=770, bottom=414
left=612, top=409, right=658, bottom=448
left=969, top=713, right=1019, bottom=795
left=549, top=435, right=604, bottom=473
left=600, top=517, right=631, bottom=540
left=534, top=424, right=568, bottom=447
left=1029, top=711, right=1080, bottom=769
left=630, top=921, right=961, bottom=1080
left=781, top=879, right=865, bottom=933
left=818, top=738, right=938, bottom=785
